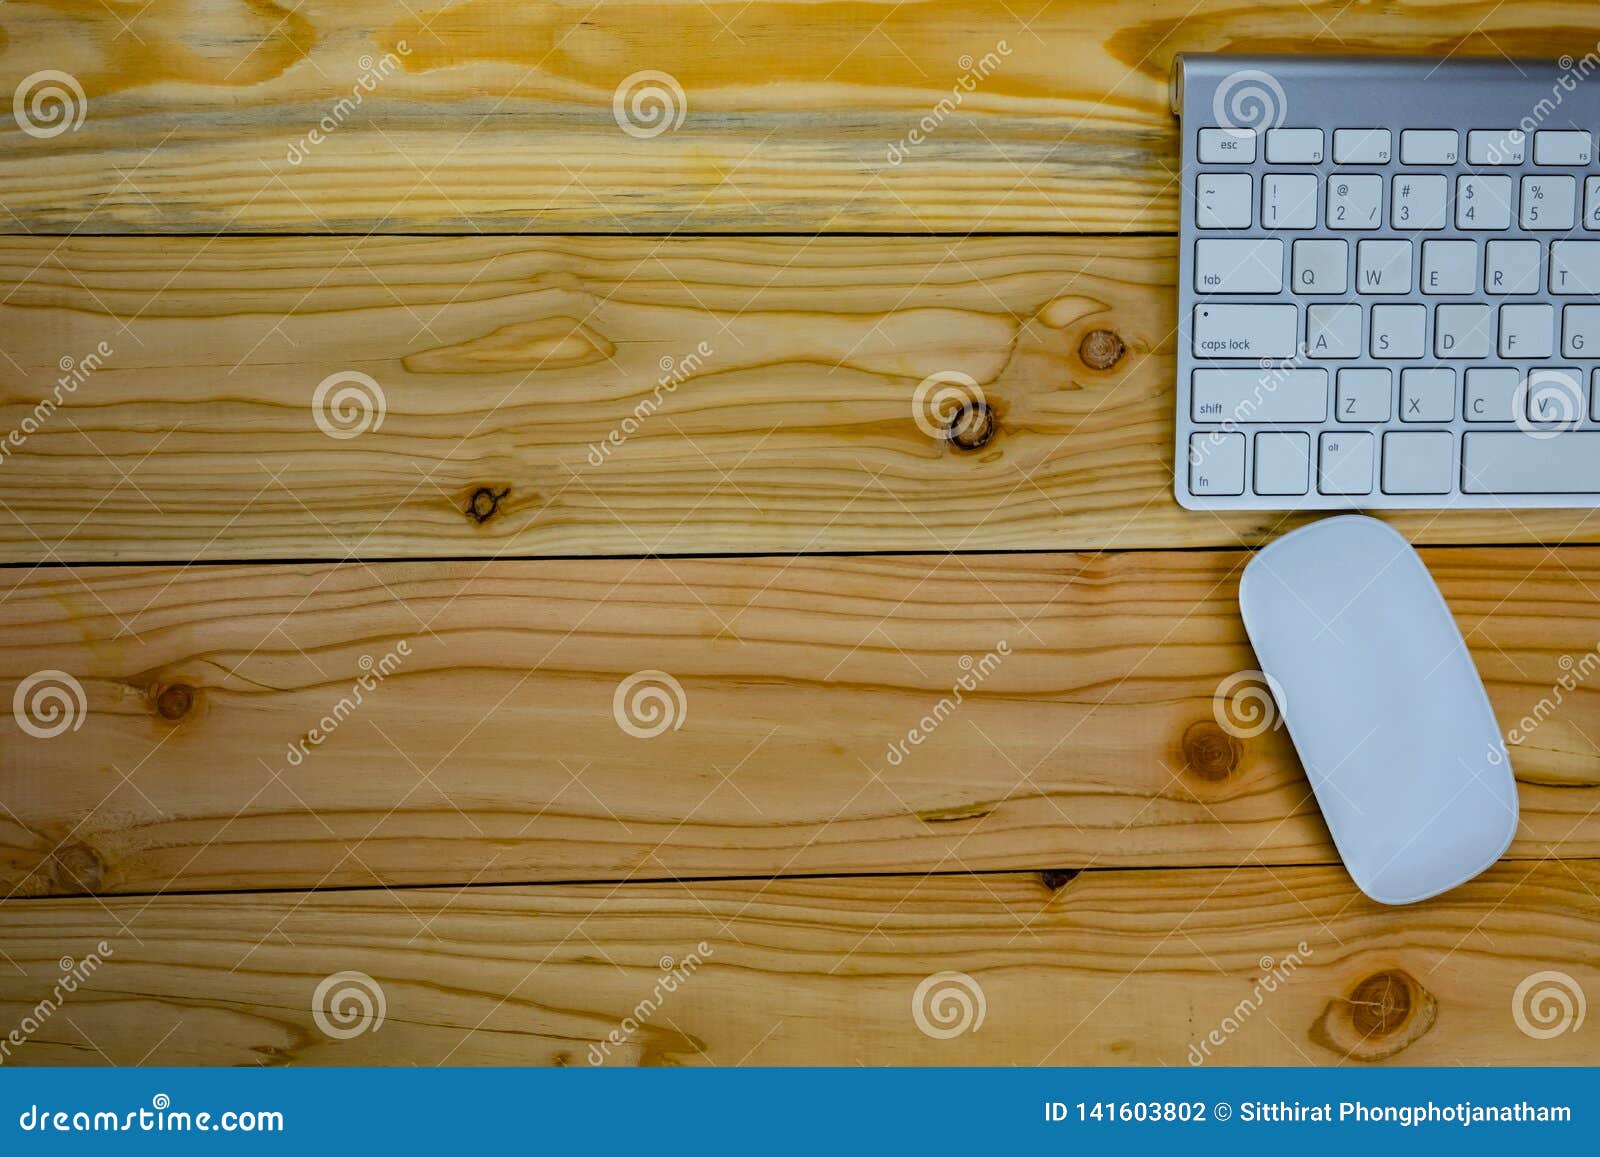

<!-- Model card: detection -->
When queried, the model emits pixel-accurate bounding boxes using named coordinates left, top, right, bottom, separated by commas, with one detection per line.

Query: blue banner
left=0, top=1067, right=1593, bottom=1152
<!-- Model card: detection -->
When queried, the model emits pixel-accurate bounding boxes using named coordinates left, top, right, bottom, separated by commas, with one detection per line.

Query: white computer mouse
left=1238, top=515, right=1518, bottom=905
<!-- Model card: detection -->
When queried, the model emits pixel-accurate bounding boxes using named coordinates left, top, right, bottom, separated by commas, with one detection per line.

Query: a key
left=1563, top=305, right=1600, bottom=357
left=1485, top=240, right=1540, bottom=294
left=1291, top=239, right=1348, bottom=293
left=1550, top=242, right=1600, bottom=295
left=1336, top=368, right=1391, bottom=422
left=1521, top=175, right=1576, bottom=230
left=1318, top=432, right=1375, bottom=494
left=1196, top=174, right=1252, bottom=229
left=1192, top=304, right=1298, bottom=358
left=1326, top=175, right=1382, bottom=229
left=1333, top=128, right=1390, bottom=164
left=1456, top=176, right=1512, bottom=230
left=1399, top=368, right=1454, bottom=421
left=1306, top=304, right=1360, bottom=358
left=1420, top=240, right=1477, bottom=294
left=1356, top=239, right=1413, bottom=293
left=1382, top=431, right=1454, bottom=494
left=1499, top=304, right=1554, bottom=358
left=1587, top=177, right=1600, bottom=231
left=1188, top=432, right=1245, bottom=495
left=1464, top=368, right=1521, bottom=421
left=1266, top=128, right=1324, bottom=163
left=1391, top=175, right=1447, bottom=230
left=1521, top=368, right=1585, bottom=425
left=1400, top=129, right=1458, bottom=164
left=1262, top=174, right=1318, bottom=230
left=1534, top=130, right=1592, bottom=165
left=1198, top=128, right=1256, bottom=163
left=1467, top=129, right=1525, bottom=165
left=1372, top=304, right=1426, bottom=358
left=1434, top=303, right=1492, bottom=358
left=1254, top=432, right=1312, bottom=495
left=1194, top=238, right=1284, bottom=293
left=1463, top=432, right=1600, bottom=493
left=1191, top=370, right=1327, bottom=422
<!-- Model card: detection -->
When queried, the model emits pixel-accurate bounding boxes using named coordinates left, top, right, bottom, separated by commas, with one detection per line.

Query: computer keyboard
left=1172, top=54, right=1600, bottom=510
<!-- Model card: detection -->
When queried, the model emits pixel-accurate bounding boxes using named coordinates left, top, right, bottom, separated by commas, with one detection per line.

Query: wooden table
left=0, top=1, right=1596, bottom=1067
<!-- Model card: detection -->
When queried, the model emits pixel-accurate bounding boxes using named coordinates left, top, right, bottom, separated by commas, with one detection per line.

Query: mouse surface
left=1238, top=515, right=1518, bottom=905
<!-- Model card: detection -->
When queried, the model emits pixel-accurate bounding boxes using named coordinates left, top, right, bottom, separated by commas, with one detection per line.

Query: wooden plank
left=5, top=234, right=1600, bottom=561
left=4, top=548, right=1598, bottom=897
left=0, top=1, right=1592, bottom=232
left=0, top=864, right=1593, bottom=1065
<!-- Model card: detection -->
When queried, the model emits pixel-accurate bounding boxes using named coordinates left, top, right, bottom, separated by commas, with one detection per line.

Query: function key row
left=1196, top=172, right=1600, bottom=230
left=1196, top=128, right=1592, bottom=166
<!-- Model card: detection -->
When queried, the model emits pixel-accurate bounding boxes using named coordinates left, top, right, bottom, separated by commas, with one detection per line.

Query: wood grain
left=0, top=864, right=1593, bottom=1065
left=1, top=0, right=1594, bottom=232
left=6, top=234, right=1600, bottom=561
left=4, top=548, right=1598, bottom=897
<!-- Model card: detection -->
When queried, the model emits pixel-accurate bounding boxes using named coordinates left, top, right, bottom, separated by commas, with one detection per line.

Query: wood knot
left=1039, top=869, right=1079, bottom=891
left=1078, top=328, right=1126, bottom=370
left=466, top=486, right=509, bottom=524
left=155, top=683, right=196, bottom=721
left=947, top=401, right=995, bottom=450
left=52, top=842, right=105, bottom=893
left=1311, top=969, right=1437, bottom=1062
left=1182, top=720, right=1241, bottom=781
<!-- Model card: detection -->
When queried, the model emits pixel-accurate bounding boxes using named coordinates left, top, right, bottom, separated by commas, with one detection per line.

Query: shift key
left=1193, top=304, right=1299, bottom=359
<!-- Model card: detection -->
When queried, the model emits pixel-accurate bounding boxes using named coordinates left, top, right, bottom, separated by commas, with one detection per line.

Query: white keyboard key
left=1465, top=368, right=1521, bottom=421
left=1521, top=175, right=1576, bottom=230
left=1266, top=128, right=1324, bottom=163
left=1191, top=370, right=1327, bottom=422
left=1392, top=175, right=1447, bottom=229
left=1262, top=173, right=1318, bottom=229
left=1456, top=176, right=1512, bottom=230
left=1318, top=432, right=1374, bottom=495
left=1326, top=175, right=1382, bottom=229
left=1188, top=432, right=1245, bottom=495
left=1521, top=368, right=1585, bottom=425
left=1400, top=129, right=1458, bottom=164
left=1463, top=432, right=1600, bottom=494
left=1485, top=240, right=1540, bottom=294
left=1292, top=239, right=1348, bottom=293
left=1372, top=304, right=1426, bottom=358
left=1563, top=305, right=1600, bottom=357
left=1434, top=303, right=1492, bottom=358
left=1306, top=304, right=1360, bottom=359
left=1534, top=130, right=1592, bottom=165
left=1192, top=304, right=1298, bottom=358
left=1421, top=239, right=1477, bottom=294
left=1254, top=432, right=1311, bottom=495
left=1356, top=239, right=1412, bottom=293
left=1499, top=304, right=1554, bottom=358
left=1198, top=128, right=1256, bottom=163
left=1550, top=241, right=1600, bottom=295
left=1382, top=431, right=1454, bottom=494
left=1399, top=368, right=1455, bottom=421
left=1196, top=174, right=1252, bottom=229
left=1336, top=368, right=1391, bottom=423
left=1467, top=129, right=1525, bottom=165
left=1587, top=177, right=1600, bottom=231
left=1194, top=238, right=1283, bottom=293
left=1333, top=128, right=1391, bottom=164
